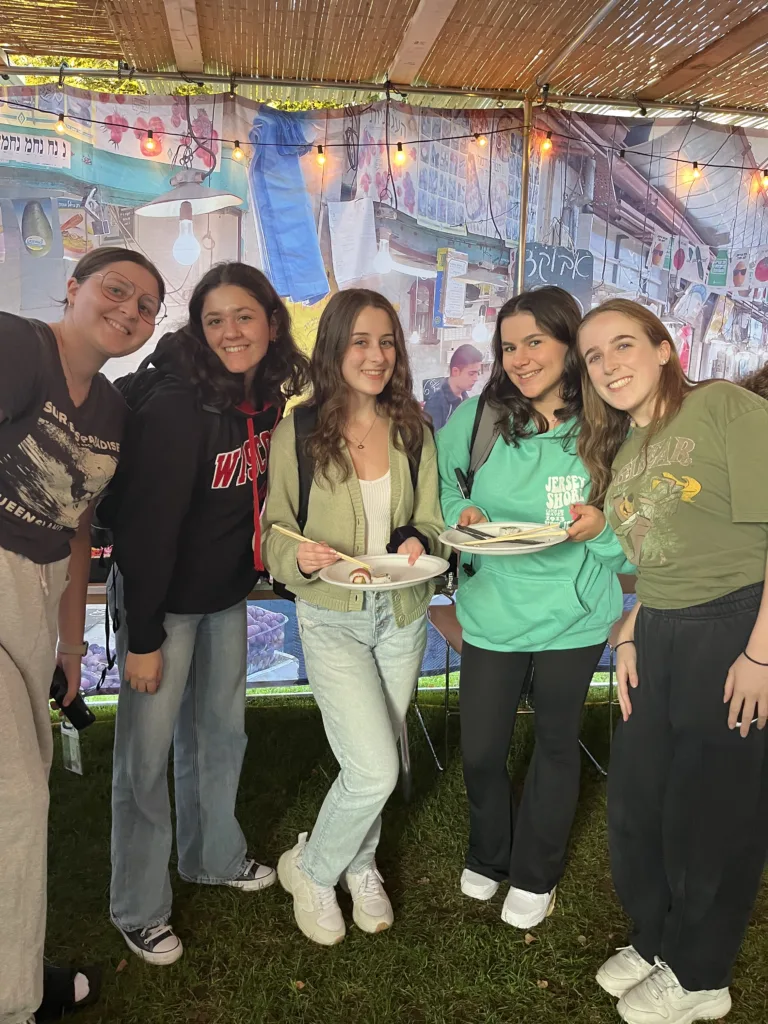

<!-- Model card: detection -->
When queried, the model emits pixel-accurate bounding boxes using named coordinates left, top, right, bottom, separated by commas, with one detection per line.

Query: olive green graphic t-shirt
left=605, top=381, right=768, bottom=610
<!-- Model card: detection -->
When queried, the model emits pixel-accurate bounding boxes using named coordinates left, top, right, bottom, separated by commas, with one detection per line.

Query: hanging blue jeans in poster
left=248, top=109, right=329, bottom=304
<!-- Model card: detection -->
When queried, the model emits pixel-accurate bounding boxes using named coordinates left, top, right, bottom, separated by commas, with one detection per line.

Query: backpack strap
left=292, top=404, right=318, bottom=532
left=406, top=420, right=430, bottom=495
left=466, top=394, right=499, bottom=494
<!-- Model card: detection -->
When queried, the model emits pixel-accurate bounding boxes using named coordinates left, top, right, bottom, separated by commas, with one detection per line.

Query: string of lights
left=3, top=94, right=768, bottom=185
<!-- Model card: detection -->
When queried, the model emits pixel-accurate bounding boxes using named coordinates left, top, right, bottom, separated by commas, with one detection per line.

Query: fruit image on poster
left=14, top=198, right=55, bottom=257
left=749, top=247, right=768, bottom=287
left=646, top=232, right=671, bottom=270
left=731, top=250, right=749, bottom=290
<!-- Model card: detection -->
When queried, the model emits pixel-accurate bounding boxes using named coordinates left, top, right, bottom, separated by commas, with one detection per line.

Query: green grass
left=47, top=697, right=766, bottom=1024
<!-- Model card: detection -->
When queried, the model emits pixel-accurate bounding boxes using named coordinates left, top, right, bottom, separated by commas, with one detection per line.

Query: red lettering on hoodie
left=212, top=449, right=242, bottom=489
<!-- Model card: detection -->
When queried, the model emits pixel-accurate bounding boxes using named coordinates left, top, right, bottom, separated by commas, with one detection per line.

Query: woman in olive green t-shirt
left=575, top=299, right=768, bottom=1024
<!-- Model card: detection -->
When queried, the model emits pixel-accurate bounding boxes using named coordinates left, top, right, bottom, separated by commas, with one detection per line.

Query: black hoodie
left=102, top=333, right=281, bottom=654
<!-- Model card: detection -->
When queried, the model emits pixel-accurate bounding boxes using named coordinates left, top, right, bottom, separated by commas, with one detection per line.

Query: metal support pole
left=516, top=96, right=532, bottom=296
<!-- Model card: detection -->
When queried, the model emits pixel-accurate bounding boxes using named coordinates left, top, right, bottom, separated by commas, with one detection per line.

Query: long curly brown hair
left=302, top=289, right=426, bottom=484
left=740, top=362, right=768, bottom=401
left=165, top=262, right=309, bottom=411
left=576, top=299, right=695, bottom=506
left=482, top=286, right=584, bottom=445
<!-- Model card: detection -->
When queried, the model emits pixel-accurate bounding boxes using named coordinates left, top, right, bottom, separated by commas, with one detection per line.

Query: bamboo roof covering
left=3, top=0, right=768, bottom=115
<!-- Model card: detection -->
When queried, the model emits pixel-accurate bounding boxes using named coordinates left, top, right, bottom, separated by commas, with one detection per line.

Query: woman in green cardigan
left=262, top=289, right=444, bottom=947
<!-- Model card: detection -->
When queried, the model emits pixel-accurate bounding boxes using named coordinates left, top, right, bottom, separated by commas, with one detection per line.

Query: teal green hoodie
left=436, top=397, right=633, bottom=652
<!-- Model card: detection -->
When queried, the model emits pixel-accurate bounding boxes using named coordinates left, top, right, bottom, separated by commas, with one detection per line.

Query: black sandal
left=35, top=964, right=102, bottom=1021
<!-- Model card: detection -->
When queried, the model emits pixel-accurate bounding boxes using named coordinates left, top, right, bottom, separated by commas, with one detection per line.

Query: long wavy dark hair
left=165, top=262, right=309, bottom=410
left=482, top=286, right=583, bottom=445
left=303, top=289, right=426, bottom=483
left=576, top=299, right=696, bottom=506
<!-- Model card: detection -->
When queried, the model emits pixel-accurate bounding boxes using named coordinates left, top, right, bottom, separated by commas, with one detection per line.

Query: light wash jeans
left=296, top=592, right=427, bottom=887
left=110, top=572, right=250, bottom=932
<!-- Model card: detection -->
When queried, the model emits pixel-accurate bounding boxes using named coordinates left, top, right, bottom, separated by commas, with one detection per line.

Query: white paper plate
left=319, top=553, right=450, bottom=590
left=439, top=520, right=568, bottom=556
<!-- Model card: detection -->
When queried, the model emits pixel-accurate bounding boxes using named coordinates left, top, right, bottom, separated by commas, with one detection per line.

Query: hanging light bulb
left=691, top=161, right=701, bottom=180
left=472, top=320, right=490, bottom=343
left=373, top=238, right=394, bottom=275
left=409, top=330, right=421, bottom=345
left=232, top=140, right=244, bottom=161
left=316, top=145, right=326, bottom=165
left=394, top=141, right=406, bottom=165
left=542, top=130, right=553, bottom=153
left=474, top=133, right=488, bottom=148
left=762, top=169, right=768, bottom=191
left=144, top=129, right=157, bottom=153
left=55, top=113, right=66, bottom=134
left=172, top=200, right=201, bottom=266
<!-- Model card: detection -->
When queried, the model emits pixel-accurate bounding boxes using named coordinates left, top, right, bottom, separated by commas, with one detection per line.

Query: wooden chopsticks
left=462, top=525, right=567, bottom=547
left=271, top=524, right=372, bottom=571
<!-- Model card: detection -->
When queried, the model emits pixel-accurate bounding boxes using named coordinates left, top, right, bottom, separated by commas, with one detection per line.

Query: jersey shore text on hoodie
left=102, top=334, right=280, bottom=654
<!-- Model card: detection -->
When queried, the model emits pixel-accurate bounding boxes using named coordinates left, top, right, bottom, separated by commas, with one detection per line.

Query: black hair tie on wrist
left=743, top=649, right=768, bottom=667
left=612, top=639, right=635, bottom=652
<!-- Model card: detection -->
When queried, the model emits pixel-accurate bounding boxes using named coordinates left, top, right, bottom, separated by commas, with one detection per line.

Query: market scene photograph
left=0, top=1, right=766, bottom=1022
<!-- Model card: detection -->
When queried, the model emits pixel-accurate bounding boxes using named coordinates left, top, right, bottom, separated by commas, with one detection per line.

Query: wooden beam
left=162, top=0, right=204, bottom=74
left=388, top=0, right=460, bottom=86
left=640, top=11, right=768, bottom=101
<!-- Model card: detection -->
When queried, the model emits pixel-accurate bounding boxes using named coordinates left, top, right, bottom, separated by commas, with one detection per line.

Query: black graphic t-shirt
left=0, top=312, right=126, bottom=564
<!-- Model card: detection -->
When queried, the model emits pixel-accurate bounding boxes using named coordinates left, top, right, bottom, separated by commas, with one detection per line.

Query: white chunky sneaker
left=118, top=922, right=184, bottom=965
left=344, top=865, right=394, bottom=934
left=220, top=855, right=277, bottom=891
left=500, top=885, right=556, bottom=929
left=277, top=833, right=345, bottom=946
left=460, top=868, right=500, bottom=901
left=617, top=959, right=732, bottom=1024
left=596, top=945, right=656, bottom=998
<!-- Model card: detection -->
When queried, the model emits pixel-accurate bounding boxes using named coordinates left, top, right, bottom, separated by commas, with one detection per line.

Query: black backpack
left=271, top=405, right=426, bottom=601
left=465, top=394, right=500, bottom=497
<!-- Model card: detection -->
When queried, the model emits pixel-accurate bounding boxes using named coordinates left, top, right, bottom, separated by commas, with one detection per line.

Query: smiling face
left=500, top=311, right=567, bottom=407
left=340, top=305, right=397, bottom=399
left=578, top=310, right=671, bottom=426
left=66, top=259, right=160, bottom=358
left=201, top=284, right=272, bottom=380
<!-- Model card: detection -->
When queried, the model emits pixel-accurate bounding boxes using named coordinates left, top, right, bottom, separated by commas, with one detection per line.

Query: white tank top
left=359, top=471, right=391, bottom=555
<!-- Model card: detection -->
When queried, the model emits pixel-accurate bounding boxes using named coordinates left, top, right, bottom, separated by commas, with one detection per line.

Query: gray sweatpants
left=0, top=547, right=69, bottom=1024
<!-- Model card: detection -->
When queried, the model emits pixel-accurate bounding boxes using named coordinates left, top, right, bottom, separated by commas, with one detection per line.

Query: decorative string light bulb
left=542, top=130, right=553, bottom=153
left=762, top=169, right=768, bottom=191
left=394, top=141, right=406, bottom=165
left=144, top=129, right=157, bottom=153
left=232, top=140, right=244, bottom=161
left=474, top=133, right=488, bottom=147
left=692, top=161, right=701, bottom=180
left=55, top=114, right=65, bottom=134
left=316, top=144, right=326, bottom=165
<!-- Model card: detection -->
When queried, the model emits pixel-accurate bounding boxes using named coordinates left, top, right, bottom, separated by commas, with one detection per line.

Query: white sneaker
left=117, top=922, right=184, bottom=965
left=617, top=959, right=732, bottom=1024
left=596, top=945, right=656, bottom=998
left=500, top=885, right=556, bottom=929
left=460, top=868, right=500, bottom=901
left=344, top=865, right=394, bottom=933
left=277, top=833, right=345, bottom=946
left=220, top=855, right=277, bottom=891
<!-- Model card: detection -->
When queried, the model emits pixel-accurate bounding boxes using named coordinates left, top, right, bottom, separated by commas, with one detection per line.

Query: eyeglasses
left=93, top=271, right=167, bottom=326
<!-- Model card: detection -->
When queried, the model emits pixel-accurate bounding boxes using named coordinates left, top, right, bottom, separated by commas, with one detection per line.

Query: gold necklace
left=346, top=413, right=378, bottom=450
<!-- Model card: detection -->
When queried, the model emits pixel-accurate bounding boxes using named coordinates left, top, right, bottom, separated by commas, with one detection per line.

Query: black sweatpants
left=460, top=641, right=605, bottom=893
left=608, top=584, right=768, bottom=991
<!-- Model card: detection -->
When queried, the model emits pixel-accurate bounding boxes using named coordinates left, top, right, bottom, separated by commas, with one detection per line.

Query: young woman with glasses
left=0, top=247, right=164, bottom=1024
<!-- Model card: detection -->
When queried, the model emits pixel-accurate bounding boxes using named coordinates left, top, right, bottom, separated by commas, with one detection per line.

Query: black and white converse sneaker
left=119, top=922, right=183, bottom=965
left=220, top=855, right=277, bottom=892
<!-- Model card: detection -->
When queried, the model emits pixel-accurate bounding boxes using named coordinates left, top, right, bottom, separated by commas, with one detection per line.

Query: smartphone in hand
left=50, top=666, right=96, bottom=731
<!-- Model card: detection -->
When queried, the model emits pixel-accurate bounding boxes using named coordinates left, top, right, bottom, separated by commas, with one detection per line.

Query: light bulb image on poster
left=173, top=201, right=201, bottom=266
left=21, top=200, right=53, bottom=257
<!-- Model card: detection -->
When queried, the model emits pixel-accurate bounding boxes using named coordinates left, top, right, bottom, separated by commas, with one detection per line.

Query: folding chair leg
left=399, top=719, right=413, bottom=802
left=608, top=653, right=615, bottom=757
left=444, top=637, right=451, bottom=769
left=413, top=703, right=444, bottom=772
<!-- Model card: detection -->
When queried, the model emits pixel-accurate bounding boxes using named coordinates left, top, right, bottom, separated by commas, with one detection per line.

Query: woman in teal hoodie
left=436, top=286, right=631, bottom=930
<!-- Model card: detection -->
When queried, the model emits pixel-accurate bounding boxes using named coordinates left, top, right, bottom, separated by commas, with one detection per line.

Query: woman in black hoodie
left=106, top=262, right=309, bottom=965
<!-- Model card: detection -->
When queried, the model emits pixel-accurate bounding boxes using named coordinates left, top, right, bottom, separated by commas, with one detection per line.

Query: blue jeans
left=296, top=593, right=427, bottom=887
left=110, top=573, right=250, bottom=931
